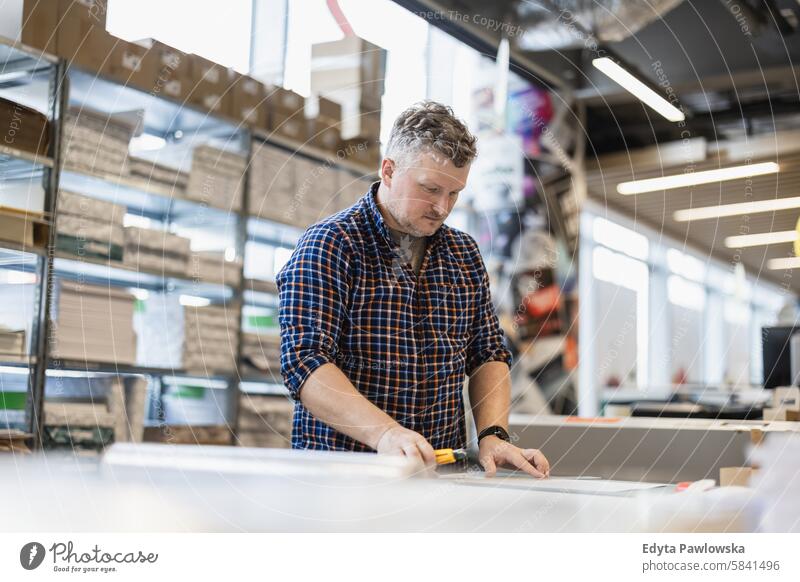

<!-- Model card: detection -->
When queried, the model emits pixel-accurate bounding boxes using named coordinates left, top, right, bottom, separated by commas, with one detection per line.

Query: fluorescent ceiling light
left=618, top=162, right=780, bottom=195
left=674, top=196, right=800, bottom=222
left=725, top=230, right=798, bottom=248
left=768, top=257, right=800, bottom=270
left=592, top=57, right=685, bottom=122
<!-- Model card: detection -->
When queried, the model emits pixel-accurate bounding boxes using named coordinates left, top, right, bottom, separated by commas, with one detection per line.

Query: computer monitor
left=762, top=325, right=800, bottom=389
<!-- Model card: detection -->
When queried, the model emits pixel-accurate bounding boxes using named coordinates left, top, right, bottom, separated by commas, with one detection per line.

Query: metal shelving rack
left=0, top=37, right=377, bottom=449
left=0, top=39, right=62, bottom=447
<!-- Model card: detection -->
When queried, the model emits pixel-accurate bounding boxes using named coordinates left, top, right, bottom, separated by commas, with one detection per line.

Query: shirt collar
left=364, top=181, right=447, bottom=251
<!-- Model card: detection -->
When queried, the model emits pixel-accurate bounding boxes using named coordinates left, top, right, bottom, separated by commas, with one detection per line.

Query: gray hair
left=385, top=101, right=477, bottom=169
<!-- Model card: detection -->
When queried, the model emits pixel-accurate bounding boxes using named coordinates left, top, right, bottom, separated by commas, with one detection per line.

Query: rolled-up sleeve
left=276, top=224, right=352, bottom=400
left=464, top=238, right=513, bottom=376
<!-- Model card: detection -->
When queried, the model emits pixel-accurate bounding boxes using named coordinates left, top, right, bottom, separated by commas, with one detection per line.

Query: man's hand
left=478, top=435, right=550, bottom=479
left=376, top=425, right=436, bottom=465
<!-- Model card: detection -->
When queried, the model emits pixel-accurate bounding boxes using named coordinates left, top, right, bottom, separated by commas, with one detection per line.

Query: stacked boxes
left=188, top=250, right=243, bottom=286
left=248, top=144, right=296, bottom=222
left=237, top=395, right=293, bottom=448
left=334, top=173, right=371, bottom=213
left=127, top=157, right=188, bottom=191
left=266, top=86, right=306, bottom=142
left=186, top=145, right=247, bottom=210
left=43, top=375, right=147, bottom=446
left=132, top=39, right=191, bottom=101
left=248, top=143, right=359, bottom=227
left=240, top=333, right=281, bottom=380
left=56, top=190, right=126, bottom=261
left=305, top=96, right=342, bottom=153
left=102, top=37, right=189, bottom=98
left=50, top=280, right=137, bottom=365
left=61, top=107, right=134, bottom=176
left=0, top=326, right=25, bottom=361
left=55, top=0, right=115, bottom=73
left=228, top=72, right=267, bottom=126
left=124, top=226, right=191, bottom=275
left=183, top=304, right=239, bottom=373
left=0, top=96, right=50, bottom=158
left=762, top=387, right=800, bottom=421
left=186, top=54, right=230, bottom=116
left=310, top=36, right=385, bottom=146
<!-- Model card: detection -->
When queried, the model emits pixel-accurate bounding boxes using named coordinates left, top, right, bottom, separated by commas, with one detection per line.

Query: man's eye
left=423, top=186, right=437, bottom=193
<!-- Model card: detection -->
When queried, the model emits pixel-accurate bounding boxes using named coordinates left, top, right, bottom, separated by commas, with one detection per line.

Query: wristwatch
left=477, top=425, right=511, bottom=443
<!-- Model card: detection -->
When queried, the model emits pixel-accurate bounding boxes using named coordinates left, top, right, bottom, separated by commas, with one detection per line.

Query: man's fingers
left=523, top=448, right=550, bottom=476
left=507, top=450, right=545, bottom=479
left=416, top=439, right=437, bottom=466
left=402, top=444, right=422, bottom=460
left=480, top=454, right=497, bottom=477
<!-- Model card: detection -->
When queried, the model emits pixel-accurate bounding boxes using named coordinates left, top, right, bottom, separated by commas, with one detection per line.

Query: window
left=107, top=0, right=253, bottom=72
left=583, top=207, right=793, bottom=398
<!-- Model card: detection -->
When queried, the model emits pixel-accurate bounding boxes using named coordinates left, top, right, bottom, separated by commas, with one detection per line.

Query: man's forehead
left=414, top=154, right=470, bottom=188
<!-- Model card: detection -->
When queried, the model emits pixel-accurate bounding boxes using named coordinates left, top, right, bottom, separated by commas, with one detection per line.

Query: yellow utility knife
left=434, top=448, right=468, bottom=465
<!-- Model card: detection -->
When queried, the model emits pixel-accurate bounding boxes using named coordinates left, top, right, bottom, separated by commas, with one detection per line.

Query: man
left=277, top=101, right=550, bottom=478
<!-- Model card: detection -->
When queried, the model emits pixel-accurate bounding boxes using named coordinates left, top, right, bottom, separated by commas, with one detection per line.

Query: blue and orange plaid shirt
left=277, top=182, right=512, bottom=451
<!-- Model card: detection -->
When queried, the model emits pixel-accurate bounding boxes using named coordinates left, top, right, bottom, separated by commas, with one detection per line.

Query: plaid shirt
left=276, top=182, right=512, bottom=451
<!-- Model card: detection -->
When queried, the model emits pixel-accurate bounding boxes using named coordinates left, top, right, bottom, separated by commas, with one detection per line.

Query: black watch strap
left=478, top=425, right=510, bottom=443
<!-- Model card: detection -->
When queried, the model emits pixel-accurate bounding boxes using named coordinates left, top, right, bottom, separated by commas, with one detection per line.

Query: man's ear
left=381, top=158, right=395, bottom=188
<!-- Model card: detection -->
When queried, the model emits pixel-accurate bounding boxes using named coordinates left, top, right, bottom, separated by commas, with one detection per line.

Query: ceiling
left=395, top=0, right=800, bottom=290
left=397, top=0, right=800, bottom=153
left=584, top=134, right=800, bottom=291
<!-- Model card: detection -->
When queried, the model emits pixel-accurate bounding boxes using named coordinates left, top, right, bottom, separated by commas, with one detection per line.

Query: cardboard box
left=306, top=118, right=341, bottom=153
left=265, top=85, right=304, bottom=115
left=762, top=407, right=800, bottom=421
left=187, top=54, right=230, bottom=116
left=0, top=207, right=49, bottom=248
left=228, top=72, right=267, bottom=126
left=304, top=95, right=341, bottom=126
left=340, top=137, right=381, bottom=168
left=341, top=108, right=381, bottom=140
left=56, top=0, right=115, bottom=72
left=134, top=39, right=191, bottom=101
left=310, top=36, right=386, bottom=99
left=103, top=37, right=154, bottom=89
left=268, top=108, right=307, bottom=142
left=774, top=387, right=800, bottom=411
left=719, top=466, right=753, bottom=487
left=20, top=0, right=59, bottom=55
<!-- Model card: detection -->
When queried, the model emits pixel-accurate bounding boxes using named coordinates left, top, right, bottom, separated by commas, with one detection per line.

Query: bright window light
left=592, top=216, right=648, bottom=260
left=129, top=133, right=166, bottom=153
left=592, top=246, right=648, bottom=291
left=618, top=162, right=779, bottom=195
left=107, top=0, right=252, bottom=72
left=724, top=298, right=750, bottom=324
left=123, top=214, right=153, bottom=229
left=273, top=247, right=293, bottom=278
left=179, top=295, right=212, bottom=307
left=666, top=248, right=706, bottom=282
left=667, top=275, right=706, bottom=311
left=592, top=57, right=685, bottom=122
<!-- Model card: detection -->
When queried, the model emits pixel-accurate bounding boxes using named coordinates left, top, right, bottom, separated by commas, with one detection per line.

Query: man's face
left=380, top=152, right=470, bottom=237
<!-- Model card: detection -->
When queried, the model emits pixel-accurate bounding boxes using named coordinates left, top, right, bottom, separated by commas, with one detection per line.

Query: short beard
left=384, top=199, right=433, bottom=237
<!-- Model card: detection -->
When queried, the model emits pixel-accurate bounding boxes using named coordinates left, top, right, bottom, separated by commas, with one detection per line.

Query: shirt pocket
left=425, top=281, right=473, bottom=344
